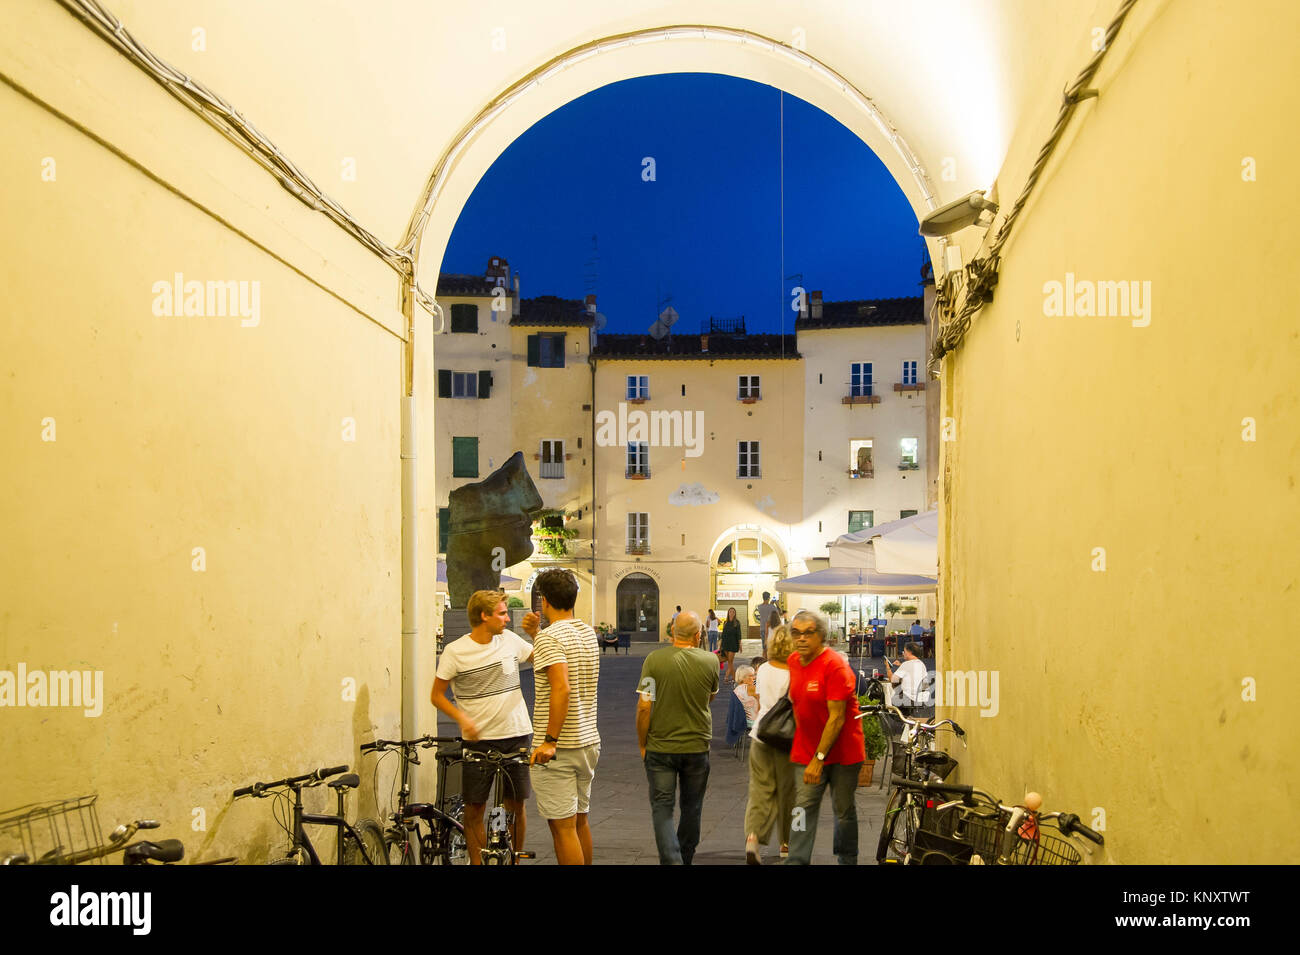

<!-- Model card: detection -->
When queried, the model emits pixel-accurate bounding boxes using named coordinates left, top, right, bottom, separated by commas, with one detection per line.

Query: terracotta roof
left=795, top=296, right=924, bottom=330
left=512, top=296, right=595, bottom=327
left=436, top=273, right=501, bottom=296
left=591, top=333, right=800, bottom=361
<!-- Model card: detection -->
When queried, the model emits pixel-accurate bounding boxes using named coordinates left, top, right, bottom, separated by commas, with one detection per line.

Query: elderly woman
left=784, top=611, right=865, bottom=866
left=743, top=624, right=796, bottom=864
left=733, top=665, right=759, bottom=722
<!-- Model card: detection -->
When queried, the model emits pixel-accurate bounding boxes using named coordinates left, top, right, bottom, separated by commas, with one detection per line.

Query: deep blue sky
left=444, top=73, right=923, bottom=335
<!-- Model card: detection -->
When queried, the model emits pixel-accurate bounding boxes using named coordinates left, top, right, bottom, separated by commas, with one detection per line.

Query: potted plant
left=857, top=699, right=889, bottom=786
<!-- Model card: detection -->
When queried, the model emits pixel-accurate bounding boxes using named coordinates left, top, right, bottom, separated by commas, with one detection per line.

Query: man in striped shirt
left=523, top=569, right=601, bottom=865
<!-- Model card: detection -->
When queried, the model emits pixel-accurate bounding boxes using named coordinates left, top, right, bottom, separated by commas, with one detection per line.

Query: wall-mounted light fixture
left=919, top=190, right=999, bottom=237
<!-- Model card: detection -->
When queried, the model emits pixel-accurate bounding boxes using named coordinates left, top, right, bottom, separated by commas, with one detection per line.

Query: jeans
left=644, top=750, right=710, bottom=865
left=785, top=762, right=862, bottom=865
left=708, top=630, right=719, bottom=652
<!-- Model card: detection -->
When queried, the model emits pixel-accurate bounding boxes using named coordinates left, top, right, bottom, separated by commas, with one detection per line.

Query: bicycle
left=232, top=764, right=387, bottom=865
left=859, top=703, right=966, bottom=863
left=0, top=794, right=185, bottom=865
left=360, top=735, right=467, bottom=865
left=885, top=776, right=1105, bottom=865
left=460, top=746, right=535, bottom=865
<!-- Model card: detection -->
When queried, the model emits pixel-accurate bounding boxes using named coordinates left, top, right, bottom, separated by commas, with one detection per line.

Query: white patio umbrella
left=830, top=509, right=938, bottom=577
left=775, top=566, right=937, bottom=595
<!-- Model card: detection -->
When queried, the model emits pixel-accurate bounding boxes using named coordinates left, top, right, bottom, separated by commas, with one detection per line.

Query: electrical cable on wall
left=54, top=0, right=441, bottom=320
left=929, top=0, right=1140, bottom=371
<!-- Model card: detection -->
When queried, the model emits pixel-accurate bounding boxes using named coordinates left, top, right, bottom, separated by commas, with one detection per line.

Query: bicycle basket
left=0, top=795, right=106, bottom=864
left=908, top=823, right=976, bottom=865
left=998, top=822, right=1082, bottom=866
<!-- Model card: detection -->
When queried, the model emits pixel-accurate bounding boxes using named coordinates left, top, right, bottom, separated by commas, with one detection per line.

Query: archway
left=708, top=525, right=788, bottom=640
left=615, top=573, right=660, bottom=641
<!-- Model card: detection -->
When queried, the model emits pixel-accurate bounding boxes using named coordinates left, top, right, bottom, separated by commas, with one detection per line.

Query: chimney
left=485, top=255, right=508, bottom=284
left=700, top=334, right=709, bottom=353
left=811, top=290, right=823, bottom=320
left=585, top=293, right=597, bottom=315
left=512, top=274, right=520, bottom=317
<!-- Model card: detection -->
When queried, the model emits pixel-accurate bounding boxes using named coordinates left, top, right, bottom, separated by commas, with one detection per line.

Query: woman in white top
left=706, top=609, right=721, bottom=653
left=743, top=625, right=797, bottom=864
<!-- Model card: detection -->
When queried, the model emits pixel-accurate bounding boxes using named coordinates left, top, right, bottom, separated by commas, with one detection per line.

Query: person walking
left=743, top=624, right=795, bottom=864
left=757, top=592, right=780, bottom=653
left=720, top=607, right=742, bottom=683
left=635, top=611, right=719, bottom=865
left=522, top=569, right=601, bottom=865
left=705, top=609, right=721, bottom=653
left=784, top=610, right=866, bottom=866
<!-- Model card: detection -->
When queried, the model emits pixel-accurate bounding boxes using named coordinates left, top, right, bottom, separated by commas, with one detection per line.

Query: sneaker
left=745, top=834, right=761, bottom=866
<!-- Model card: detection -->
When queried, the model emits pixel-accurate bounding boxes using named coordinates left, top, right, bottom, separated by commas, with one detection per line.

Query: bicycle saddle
left=327, top=773, right=361, bottom=790
left=916, top=752, right=953, bottom=766
left=123, top=839, right=185, bottom=864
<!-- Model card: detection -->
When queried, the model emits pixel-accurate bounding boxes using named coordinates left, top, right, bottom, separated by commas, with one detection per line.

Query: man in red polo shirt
left=784, top=610, right=865, bottom=865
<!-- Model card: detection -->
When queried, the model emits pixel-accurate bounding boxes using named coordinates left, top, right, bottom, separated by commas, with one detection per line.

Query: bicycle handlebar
left=460, top=747, right=530, bottom=764
left=898, top=777, right=1106, bottom=847
left=232, top=764, right=350, bottom=798
left=1055, top=812, right=1105, bottom=844
left=360, top=735, right=460, bottom=754
left=889, top=775, right=975, bottom=798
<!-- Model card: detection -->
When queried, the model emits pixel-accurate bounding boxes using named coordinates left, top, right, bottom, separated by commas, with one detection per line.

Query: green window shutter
left=438, top=506, right=450, bottom=553
left=450, top=304, right=478, bottom=333
left=551, top=333, right=566, bottom=368
left=527, top=334, right=540, bottom=366
left=478, top=370, right=492, bottom=399
left=901, top=509, right=918, bottom=519
left=437, top=369, right=452, bottom=397
left=452, top=437, right=478, bottom=477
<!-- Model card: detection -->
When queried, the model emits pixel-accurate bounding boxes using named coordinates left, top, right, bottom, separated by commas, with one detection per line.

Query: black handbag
left=756, top=695, right=796, bottom=751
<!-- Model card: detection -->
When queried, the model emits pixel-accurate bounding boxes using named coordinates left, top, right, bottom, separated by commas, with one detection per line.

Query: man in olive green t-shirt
left=636, top=610, right=719, bottom=865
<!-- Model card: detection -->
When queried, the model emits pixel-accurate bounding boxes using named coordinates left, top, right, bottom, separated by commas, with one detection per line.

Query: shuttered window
left=849, top=510, right=873, bottom=533
left=452, top=437, right=478, bottom=477
left=527, top=333, right=565, bottom=367
left=450, top=304, right=478, bottom=334
left=438, top=506, right=450, bottom=553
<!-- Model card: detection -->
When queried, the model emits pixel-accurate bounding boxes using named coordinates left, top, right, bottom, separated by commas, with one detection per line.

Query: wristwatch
left=815, top=751, right=827, bottom=762
left=544, top=734, right=560, bottom=744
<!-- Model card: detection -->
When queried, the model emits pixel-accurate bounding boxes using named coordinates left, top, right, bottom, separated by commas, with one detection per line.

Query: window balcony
left=626, top=467, right=651, bottom=479
left=626, top=540, right=651, bottom=555
left=539, top=462, right=565, bottom=479
left=894, top=382, right=926, bottom=393
left=898, top=460, right=920, bottom=471
left=848, top=467, right=874, bottom=479
left=842, top=392, right=881, bottom=405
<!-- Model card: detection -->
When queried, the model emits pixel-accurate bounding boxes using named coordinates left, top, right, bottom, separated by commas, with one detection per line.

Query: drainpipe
left=590, top=352, right=598, bottom=619
left=400, top=274, right=419, bottom=775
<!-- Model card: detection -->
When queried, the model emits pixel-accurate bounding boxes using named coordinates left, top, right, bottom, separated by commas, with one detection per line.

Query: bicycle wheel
left=384, top=826, right=417, bottom=866
left=877, top=788, right=924, bottom=864
left=343, top=817, right=388, bottom=865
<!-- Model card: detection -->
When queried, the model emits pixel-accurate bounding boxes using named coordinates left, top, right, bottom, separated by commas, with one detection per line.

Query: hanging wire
left=929, top=0, right=1141, bottom=372
left=54, top=0, right=440, bottom=318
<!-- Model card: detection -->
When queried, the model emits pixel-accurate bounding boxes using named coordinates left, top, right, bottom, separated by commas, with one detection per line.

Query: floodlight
left=918, top=190, right=999, bottom=237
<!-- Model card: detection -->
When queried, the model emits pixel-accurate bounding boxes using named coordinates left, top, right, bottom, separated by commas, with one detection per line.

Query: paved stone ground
left=439, top=639, right=891, bottom=865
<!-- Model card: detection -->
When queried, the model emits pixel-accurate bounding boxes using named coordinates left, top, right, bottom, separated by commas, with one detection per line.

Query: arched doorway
left=616, top=573, right=659, bottom=641
left=710, top=526, right=788, bottom=641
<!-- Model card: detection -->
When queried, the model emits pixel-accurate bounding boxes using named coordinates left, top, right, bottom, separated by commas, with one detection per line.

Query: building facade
left=432, top=260, right=934, bottom=640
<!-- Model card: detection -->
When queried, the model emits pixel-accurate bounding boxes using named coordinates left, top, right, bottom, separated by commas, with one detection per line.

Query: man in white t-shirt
left=431, top=589, right=534, bottom=865
left=884, top=642, right=931, bottom=709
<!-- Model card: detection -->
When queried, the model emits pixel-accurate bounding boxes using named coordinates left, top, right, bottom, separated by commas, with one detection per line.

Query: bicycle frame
left=279, top=782, right=374, bottom=866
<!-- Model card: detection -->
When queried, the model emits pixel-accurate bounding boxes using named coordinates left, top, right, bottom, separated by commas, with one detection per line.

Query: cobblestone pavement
left=437, top=639, right=890, bottom=865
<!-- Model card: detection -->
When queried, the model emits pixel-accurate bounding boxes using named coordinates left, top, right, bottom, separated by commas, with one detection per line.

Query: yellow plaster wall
left=938, top=0, right=1300, bottom=863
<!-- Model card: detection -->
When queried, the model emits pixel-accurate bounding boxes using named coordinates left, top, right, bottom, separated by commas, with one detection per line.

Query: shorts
left=461, top=734, right=532, bottom=805
left=530, top=742, right=601, bottom=820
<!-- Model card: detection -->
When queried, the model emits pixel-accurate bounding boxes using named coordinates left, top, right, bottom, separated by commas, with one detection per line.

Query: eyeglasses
left=790, top=627, right=818, bottom=637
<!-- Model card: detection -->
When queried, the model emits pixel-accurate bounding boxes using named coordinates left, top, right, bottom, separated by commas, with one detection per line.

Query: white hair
left=735, top=665, right=755, bottom=682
